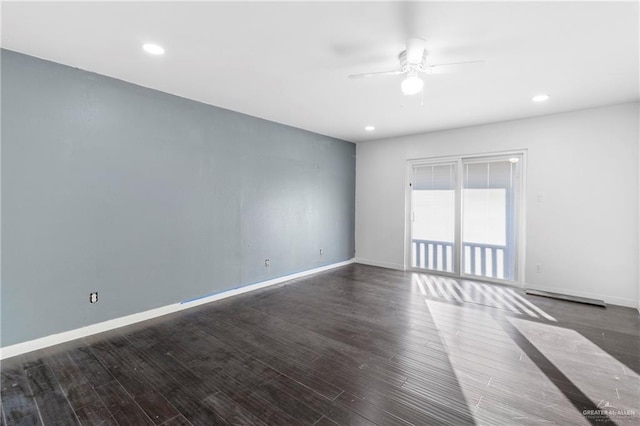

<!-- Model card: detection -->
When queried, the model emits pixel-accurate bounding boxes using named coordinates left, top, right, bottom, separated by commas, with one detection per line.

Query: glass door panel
left=411, top=163, right=457, bottom=272
left=461, top=157, right=521, bottom=280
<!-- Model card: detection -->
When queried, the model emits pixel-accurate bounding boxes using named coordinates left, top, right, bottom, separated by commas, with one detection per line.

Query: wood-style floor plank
left=73, top=400, right=117, bottom=426
left=264, top=374, right=375, bottom=426
left=201, top=391, right=266, bottom=426
left=1, top=264, right=639, bottom=425
left=23, top=364, right=79, bottom=425
left=93, top=380, right=155, bottom=426
left=4, top=413, right=41, bottom=426
left=42, top=349, right=101, bottom=412
left=0, top=366, right=40, bottom=424
left=158, top=414, right=191, bottom=426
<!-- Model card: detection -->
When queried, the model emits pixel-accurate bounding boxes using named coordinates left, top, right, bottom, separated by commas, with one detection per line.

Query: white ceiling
left=2, top=1, right=638, bottom=143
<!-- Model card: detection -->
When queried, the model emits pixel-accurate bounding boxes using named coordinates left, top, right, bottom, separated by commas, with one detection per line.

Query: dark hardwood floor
left=2, top=264, right=639, bottom=425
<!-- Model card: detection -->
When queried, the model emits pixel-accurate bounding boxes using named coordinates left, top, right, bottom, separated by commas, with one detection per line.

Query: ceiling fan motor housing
left=399, top=50, right=428, bottom=72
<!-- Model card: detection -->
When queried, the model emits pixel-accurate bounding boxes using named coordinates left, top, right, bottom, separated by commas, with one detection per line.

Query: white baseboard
left=354, top=257, right=406, bottom=271
left=0, top=259, right=354, bottom=360
left=524, top=284, right=637, bottom=309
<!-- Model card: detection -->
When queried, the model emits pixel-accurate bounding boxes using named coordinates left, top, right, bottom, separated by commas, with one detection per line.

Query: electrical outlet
left=536, top=264, right=542, bottom=273
left=264, top=259, right=270, bottom=267
left=89, top=292, right=98, bottom=303
left=319, top=248, right=324, bottom=255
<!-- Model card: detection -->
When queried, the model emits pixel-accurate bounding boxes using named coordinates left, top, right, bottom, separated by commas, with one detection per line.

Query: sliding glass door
left=462, top=157, right=521, bottom=280
left=409, top=153, right=523, bottom=283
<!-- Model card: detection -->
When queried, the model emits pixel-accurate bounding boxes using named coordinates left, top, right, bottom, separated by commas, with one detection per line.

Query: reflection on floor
left=1, top=264, right=639, bottom=425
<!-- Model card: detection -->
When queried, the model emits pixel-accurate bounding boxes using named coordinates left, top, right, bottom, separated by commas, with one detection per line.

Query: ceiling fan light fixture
left=401, top=72, right=424, bottom=96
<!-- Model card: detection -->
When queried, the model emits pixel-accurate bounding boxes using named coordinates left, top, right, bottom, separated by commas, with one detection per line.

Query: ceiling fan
left=348, top=38, right=483, bottom=96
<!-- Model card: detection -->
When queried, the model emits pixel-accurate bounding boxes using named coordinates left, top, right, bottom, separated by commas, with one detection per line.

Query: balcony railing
left=412, top=239, right=510, bottom=279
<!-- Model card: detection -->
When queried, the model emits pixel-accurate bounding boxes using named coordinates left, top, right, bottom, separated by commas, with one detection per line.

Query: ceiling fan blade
left=423, top=60, right=484, bottom=75
left=348, top=70, right=405, bottom=79
left=406, top=38, right=426, bottom=64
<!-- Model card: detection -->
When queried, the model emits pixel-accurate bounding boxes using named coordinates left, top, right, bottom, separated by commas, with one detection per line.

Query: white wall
left=356, top=103, right=639, bottom=307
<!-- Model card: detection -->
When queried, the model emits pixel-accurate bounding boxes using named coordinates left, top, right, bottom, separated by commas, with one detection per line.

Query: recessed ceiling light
left=142, top=43, right=165, bottom=55
left=532, top=94, right=549, bottom=102
left=365, top=126, right=375, bottom=132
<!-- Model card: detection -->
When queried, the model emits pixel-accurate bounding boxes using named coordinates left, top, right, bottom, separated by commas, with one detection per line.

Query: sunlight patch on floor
left=412, top=273, right=556, bottom=321
left=508, top=316, right=640, bottom=424
left=423, top=299, right=588, bottom=425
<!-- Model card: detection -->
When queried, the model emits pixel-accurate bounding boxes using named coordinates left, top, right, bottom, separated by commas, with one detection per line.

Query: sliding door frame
left=404, top=149, right=527, bottom=287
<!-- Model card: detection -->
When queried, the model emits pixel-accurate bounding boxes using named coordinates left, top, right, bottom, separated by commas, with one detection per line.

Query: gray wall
left=1, top=49, right=355, bottom=347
